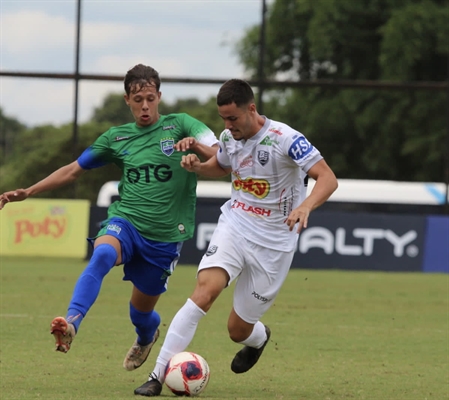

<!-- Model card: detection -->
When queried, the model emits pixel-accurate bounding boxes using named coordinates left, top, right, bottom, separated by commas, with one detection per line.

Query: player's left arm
left=285, top=159, right=338, bottom=233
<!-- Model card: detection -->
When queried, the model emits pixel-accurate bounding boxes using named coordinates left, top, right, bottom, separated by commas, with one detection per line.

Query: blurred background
left=1, top=0, right=448, bottom=272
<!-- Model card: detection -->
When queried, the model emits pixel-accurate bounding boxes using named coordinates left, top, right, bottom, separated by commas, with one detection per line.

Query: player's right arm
left=0, top=161, right=86, bottom=210
left=0, top=130, right=112, bottom=210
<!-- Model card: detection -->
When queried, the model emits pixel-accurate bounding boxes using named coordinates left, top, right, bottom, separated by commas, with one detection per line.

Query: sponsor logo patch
left=252, top=291, right=269, bottom=303
left=232, top=200, right=271, bottom=216
left=288, top=136, right=313, bottom=160
left=114, top=136, right=129, bottom=141
left=107, top=224, right=121, bottom=234
left=232, top=176, right=270, bottom=199
left=160, top=269, right=172, bottom=279
left=269, top=127, right=282, bottom=136
left=239, top=156, right=254, bottom=168
left=259, top=136, right=278, bottom=146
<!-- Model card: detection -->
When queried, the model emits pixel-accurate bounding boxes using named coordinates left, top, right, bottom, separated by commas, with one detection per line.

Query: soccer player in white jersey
left=134, top=79, right=338, bottom=397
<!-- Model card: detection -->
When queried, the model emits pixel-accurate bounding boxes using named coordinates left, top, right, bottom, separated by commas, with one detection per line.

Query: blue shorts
left=89, top=217, right=183, bottom=296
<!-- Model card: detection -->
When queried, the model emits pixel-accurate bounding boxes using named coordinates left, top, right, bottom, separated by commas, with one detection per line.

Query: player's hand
left=285, top=205, right=312, bottom=233
left=181, top=154, right=202, bottom=173
left=175, top=137, right=198, bottom=152
left=0, top=189, right=29, bottom=210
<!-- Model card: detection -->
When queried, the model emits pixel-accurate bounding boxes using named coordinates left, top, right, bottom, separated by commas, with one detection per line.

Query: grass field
left=0, top=257, right=447, bottom=400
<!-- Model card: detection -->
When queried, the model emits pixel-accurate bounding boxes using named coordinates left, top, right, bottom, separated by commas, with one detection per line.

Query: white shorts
left=198, top=214, right=294, bottom=324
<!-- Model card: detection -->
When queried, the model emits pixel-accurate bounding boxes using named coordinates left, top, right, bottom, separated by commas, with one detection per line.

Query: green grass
left=0, top=256, right=447, bottom=400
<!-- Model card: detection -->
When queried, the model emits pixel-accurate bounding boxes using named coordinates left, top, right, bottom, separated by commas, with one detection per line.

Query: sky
left=1, top=0, right=270, bottom=127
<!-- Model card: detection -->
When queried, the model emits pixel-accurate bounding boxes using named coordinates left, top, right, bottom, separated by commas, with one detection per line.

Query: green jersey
left=77, top=113, right=218, bottom=242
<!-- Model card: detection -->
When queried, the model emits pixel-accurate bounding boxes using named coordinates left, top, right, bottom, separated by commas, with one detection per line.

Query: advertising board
left=0, top=199, right=90, bottom=258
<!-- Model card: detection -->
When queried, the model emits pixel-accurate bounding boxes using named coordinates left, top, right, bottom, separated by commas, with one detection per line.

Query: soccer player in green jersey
left=0, top=64, right=219, bottom=371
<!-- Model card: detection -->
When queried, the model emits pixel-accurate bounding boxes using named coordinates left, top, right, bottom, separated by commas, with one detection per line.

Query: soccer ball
left=165, top=351, right=210, bottom=396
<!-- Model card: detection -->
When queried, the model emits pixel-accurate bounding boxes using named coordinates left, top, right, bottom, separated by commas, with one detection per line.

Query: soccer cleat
left=50, top=316, right=76, bottom=353
left=123, top=329, right=160, bottom=371
left=231, top=325, right=271, bottom=374
left=134, top=373, right=163, bottom=397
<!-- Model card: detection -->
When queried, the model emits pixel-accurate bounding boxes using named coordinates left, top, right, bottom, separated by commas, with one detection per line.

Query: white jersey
left=216, top=117, right=322, bottom=252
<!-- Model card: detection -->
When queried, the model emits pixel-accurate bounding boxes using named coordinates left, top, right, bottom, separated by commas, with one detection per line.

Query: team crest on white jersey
left=258, top=150, right=269, bottom=166
left=160, top=138, right=175, bottom=156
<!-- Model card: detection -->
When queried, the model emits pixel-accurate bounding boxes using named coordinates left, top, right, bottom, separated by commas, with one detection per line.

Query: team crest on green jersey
left=160, top=138, right=175, bottom=156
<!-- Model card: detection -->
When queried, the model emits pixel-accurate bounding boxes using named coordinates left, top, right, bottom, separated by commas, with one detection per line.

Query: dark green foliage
left=0, top=121, right=121, bottom=203
left=91, top=93, right=223, bottom=137
left=236, top=0, right=448, bottom=182
left=91, top=92, right=132, bottom=126
left=0, top=108, right=27, bottom=166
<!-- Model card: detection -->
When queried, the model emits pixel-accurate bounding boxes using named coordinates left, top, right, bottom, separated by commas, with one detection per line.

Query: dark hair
left=217, top=79, right=255, bottom=108
left=124, top=64, right=161, bottom=95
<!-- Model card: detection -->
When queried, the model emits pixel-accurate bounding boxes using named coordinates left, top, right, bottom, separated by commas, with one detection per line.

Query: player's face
left=218, top=102, right=257, bottom=141
left=124, top=83, right=161, bottom=127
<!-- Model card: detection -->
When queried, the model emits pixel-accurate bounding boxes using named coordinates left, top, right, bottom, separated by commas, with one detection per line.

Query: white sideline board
left=96, top=179, right=448, bottom=207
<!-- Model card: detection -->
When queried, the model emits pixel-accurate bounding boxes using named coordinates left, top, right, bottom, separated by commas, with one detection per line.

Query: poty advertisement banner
left=0, top=199, right=90, bottom=258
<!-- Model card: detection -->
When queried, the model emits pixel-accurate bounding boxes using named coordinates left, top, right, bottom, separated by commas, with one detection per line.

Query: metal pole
left=257, top=0, right=267, bottom=114
left=72, top=0, right=82, bottom=198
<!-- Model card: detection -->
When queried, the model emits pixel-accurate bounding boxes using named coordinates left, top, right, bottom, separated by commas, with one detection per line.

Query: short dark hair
left=217, top=79, right=255, bottom=108
left=124, top=64, right=161, bottom=95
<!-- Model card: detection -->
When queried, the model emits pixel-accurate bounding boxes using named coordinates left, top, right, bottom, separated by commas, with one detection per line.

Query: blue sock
left=130, top=303, right=161, bottom=346
left=66, top=243, right=117, bottom=333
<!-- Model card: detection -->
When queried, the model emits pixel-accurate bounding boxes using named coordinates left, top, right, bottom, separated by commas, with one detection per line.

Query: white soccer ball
left=164, top=351, right=210, bottom=396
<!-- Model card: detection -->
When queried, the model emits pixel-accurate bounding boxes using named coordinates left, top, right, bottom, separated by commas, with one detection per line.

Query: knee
left=190, top=268, right=227, bottom=312
left=93, top=243, right=117, bottom=260
left=89, top=243, right=117, bottom=273
left=190, top=286, right=220, bottom=313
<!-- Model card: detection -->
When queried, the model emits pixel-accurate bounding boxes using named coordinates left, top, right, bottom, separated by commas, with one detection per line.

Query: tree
left=235, top=0, right=448, bottom=182
left=91, top=92, right=131, bottom=126
left=0, top=107, right=26, bottom=166
left=91, top=93, right=223, bottom=137
left=0, top=121, right=121, bottom=203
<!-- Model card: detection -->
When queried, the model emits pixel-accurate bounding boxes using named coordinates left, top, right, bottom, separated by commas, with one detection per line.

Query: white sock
left=238, top=321, right=266, bottom=348
left=151, top=298, right=206, bottom=383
